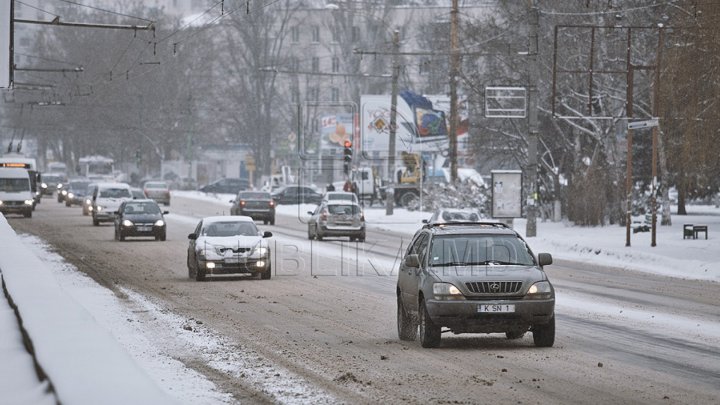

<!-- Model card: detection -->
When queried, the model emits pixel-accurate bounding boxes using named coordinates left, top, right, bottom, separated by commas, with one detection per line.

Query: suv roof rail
left=426, top=221, right=510, bottom=229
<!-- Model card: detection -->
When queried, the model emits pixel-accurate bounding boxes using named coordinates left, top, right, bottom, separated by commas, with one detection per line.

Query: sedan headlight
left=526, top=281, right=553, bottom=299
left=0, top=201, right=4, bottom=206
left=253, top=246, right=268, bottom=256
left=68, top=193, right=75, bottom=199
left=57, top=184, right=64, bottom=189
left=154, top=220, right=165, bottom=227
left=61, top=190, right=68, bottom=195
left=85, top=198, right=92, bottom=204
left=433, top=282, right=465, bottom=301
left=122, top=219, right=134, bottom=227
left=25, top=199, right=34, bottom=205
left=96, top=206, right=103, bottom=212
left=41, top=183, right=48, bottom=189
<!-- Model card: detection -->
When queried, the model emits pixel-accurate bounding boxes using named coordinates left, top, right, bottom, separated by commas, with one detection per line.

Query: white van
left=0, top=167, right=34, bottom=218
left=91, top=182, right=132, bottom=226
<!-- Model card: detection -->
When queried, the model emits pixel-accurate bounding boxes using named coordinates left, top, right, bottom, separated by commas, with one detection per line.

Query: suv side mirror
left=188, top=233, right=197, bottom=240
left=538, top=253, right=553, bottom=267
left=163, top=211, right=169, bottom=215
left=262, top=231, right=273, bottom=238
left=404, top=254, right=420, bottom=268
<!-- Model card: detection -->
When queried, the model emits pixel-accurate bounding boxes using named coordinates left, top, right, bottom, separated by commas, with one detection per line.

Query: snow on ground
left=2, top=191, right=718, bottom=404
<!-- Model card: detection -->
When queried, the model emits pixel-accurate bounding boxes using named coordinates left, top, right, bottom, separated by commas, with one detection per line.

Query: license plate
left=137, top=226, right=151, bottom=232
left=225, top=257, right=246, bottom=264
left=477, top=304, right=515, bottom=313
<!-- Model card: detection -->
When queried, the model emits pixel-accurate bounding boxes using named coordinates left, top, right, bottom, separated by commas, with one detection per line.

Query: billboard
left=360, top=91, right=450, bottom=156
left=0, top=0, right=10, bottom=88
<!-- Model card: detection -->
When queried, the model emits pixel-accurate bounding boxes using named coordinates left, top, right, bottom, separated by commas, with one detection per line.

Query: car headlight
left=433, top=282, right=465, bottom=301
left=96, top=206, right=103, bottom=211
left=526, top=281, right=553, bottom=299
left=154, top=220, right=165, bottom=227
left=122, top=219, right=134, bottom=227
left=57, top=184, right=63, bottom=189
left=85, top=198, right=91, bottom=204
left=25, top=199, right=34, bottom=205
left=0, top=201, right=4, bottom=206
left=61, top=190, right=67, bottom=195
left=68, top=193, right=75, bottom=199
left=41, top=183, right=48, bottom=188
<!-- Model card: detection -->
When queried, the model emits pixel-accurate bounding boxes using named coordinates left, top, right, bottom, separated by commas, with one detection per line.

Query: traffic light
left=343, top=140, right=352, bottom=175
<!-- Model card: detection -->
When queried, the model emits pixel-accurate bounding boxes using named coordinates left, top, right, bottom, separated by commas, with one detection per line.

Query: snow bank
left=0, top=216, right=176, bottom=405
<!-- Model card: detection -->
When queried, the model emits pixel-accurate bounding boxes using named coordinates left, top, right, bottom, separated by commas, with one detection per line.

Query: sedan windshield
left=203, top=221, right=258, bottom=237
left=124, top=202, right=161, bottom=214
left=100, top=188, right=131, bottom=198
left=429, top=235, right=535, bottom=267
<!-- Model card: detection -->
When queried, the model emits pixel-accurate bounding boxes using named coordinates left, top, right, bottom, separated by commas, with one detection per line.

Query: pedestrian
left=343, top=180, right=352, bottom=192
left=326, top=183, right=335, bottom=192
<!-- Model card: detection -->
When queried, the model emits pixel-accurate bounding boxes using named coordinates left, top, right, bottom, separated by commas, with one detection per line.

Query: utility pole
left=386, top=29, right=400, bottom=215
left=449, top=0, right=459, bottom=183
left=625, top=29, right=634, bottom=247
left=525, top=1, right=539, bottom=237
left=650, top=28, right=664, bottom=247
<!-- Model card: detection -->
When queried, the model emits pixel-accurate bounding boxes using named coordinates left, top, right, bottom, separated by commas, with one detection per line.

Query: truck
left=332, top=166, right=384, bottom=205
left=78, top=155, right=115, bottom=181
left=0, top=153, right=41, bottom=208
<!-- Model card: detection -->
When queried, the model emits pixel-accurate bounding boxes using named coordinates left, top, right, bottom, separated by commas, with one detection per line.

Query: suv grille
left=466, top=281, right=522, bottom=294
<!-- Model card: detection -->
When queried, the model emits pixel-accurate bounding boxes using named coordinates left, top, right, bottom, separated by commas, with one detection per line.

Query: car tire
left=532, top=316, right=555, bottom=347
left=93, top=217, right=99, bottom=226
left=419, top=299, right=441, bottom=348
left=260, top=266, right=271, bottom=280
left=270, top=217, right=275, bottom=225
left=263, top=219, right=268, bottom=225
left=24, top=210, right=32, bottom=218
left=308, top=227, right=314, bottom=240
left=397, top=295, right=417, bottom=341
left=187, top=255, right=196, bottom=279
left=159, top=232, right=166, bottom=241
left=119, top=233, right=125, bottom=241
left=359, top=233, right=366, bottom=242
left=196, top=264, right=206, bottom=281
left=114, top=228, right=119, bottom=241
left=65, top=201, right=71, bottom=207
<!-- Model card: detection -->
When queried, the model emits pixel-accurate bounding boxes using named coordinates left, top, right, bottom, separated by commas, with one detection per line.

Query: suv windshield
left=429, top=234, right=535, bottom=267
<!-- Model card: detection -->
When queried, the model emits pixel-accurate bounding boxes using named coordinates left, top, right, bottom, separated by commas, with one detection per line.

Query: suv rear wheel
left=419, top=299, right=441, bottom=348
left=532, top=316, right=555, bottom=347
left=397, top=296, right=417, bottom=341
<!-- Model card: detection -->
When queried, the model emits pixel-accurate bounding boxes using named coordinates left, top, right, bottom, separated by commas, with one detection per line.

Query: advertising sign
left=491, top=170, right=523, bottom=218
left=321, top=113, right=354, bottom=151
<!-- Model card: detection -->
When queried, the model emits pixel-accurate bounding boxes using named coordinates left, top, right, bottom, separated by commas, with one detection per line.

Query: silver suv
left=396, top=222, right=555, bottom=348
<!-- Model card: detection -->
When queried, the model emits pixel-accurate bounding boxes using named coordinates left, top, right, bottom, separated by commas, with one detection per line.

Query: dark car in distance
left=230, top=191, right=275, bottom=225
left=271, top=185, right=323, bottom=205
left=64, top=179, right=92, bottom=207
left=199, top=178, right=249, bottom=194
left=114, top=199, right=168, bottom=241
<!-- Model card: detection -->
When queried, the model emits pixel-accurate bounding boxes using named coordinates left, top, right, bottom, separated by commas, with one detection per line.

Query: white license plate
left=477, top=304, right=515, bottom=313
left=224, top=257, right=246, bottom=264
left=137, top=226, right=152, bottom=232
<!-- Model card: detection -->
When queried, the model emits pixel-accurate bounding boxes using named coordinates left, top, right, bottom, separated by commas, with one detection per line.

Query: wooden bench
left=693, top=225, right=708, bottom=240
left=683, top=224, right=694, bottom=239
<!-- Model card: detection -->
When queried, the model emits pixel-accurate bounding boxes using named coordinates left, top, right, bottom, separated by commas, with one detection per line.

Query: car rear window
left=327, top=204, right=359, bottom=215
left=100, top=188, right=131, bottom=198
left=240, top=192, right=270, bottom=199
left=145, top=182, right=167, bottom=189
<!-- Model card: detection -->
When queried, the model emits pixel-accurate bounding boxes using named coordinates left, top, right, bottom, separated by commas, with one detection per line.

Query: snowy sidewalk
left=0, top=216, right=177, bottom=405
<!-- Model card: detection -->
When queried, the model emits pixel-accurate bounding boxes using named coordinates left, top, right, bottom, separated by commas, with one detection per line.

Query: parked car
left=307, top=200, right=365, bottom=242
left=64, top=179, right=92, bottom=207
left=271, top=185, right=323, bottom=205
left=186, top=216, right=273, bottom=281
left=40, top=173, right=67, bottom=197
left=396, top=221, right=556, bottom=348
left=91, top=182, right=133, bottom=226
left=143, top=181, right=171, bottom=205
left=321, top=191, right=359, bottom=204
left=230, top=191, right=275, bottom=225
left=199, top=178, right=249, bottom=194
left=113, top=199, right=168, bottom=241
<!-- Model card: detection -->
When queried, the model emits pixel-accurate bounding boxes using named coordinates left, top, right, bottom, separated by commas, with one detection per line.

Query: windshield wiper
left=433, top=261, right=489, bottom=267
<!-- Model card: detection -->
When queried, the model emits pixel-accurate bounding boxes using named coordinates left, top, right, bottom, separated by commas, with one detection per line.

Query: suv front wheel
left=419, top=299, right=441, bottom=348
left=397, top=296, right=417, bottom=341
left=532, top=315, right=555, bottom=347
